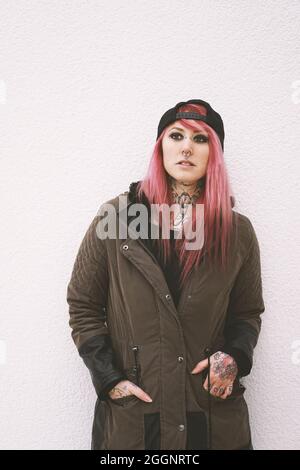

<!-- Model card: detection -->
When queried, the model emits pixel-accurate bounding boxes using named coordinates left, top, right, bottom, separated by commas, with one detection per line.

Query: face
left=161, top=123, right=210, bottom=185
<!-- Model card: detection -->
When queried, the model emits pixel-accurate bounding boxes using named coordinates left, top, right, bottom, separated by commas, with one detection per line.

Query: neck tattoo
left=171, top=178, right=205, bottom=205
left=169, top=178, right=205, bottom=230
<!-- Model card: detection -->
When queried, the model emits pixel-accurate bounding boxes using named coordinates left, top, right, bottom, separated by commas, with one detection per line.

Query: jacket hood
left=128, top=180, right=146, bottom=205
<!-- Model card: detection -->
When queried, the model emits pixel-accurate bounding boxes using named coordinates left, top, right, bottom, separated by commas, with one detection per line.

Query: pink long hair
left=136, top=102, right=237, bottom=288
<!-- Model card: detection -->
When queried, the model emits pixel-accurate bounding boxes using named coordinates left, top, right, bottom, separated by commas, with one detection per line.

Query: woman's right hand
left=108, top=379, right=153, bottom=403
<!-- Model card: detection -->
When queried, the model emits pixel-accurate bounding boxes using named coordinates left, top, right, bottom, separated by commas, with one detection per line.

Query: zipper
left=131, top=345, right=141, bottom=386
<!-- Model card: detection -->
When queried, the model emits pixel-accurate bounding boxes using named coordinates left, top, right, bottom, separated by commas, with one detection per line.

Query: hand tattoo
left=109, top=381, right=132, bottom=399
left=212, top=351, right=238, bottom=382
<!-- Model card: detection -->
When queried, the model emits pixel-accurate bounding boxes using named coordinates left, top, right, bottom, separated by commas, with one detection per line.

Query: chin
left=173, top=174, right=196, bottom=184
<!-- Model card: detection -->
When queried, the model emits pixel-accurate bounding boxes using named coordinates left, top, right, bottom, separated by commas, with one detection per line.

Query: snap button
left=187, top=294, right=192, bottom=299
left=178, top=356, right=184, bottom=363
left=123, top=245, right=129, bottom=250
left=178, top=424, right=185, bottom=431
left=165, top=294, right=171, bottom=301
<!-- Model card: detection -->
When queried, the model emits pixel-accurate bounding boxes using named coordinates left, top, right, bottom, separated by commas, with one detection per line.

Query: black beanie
left=156, top=98, right=225, bottom=150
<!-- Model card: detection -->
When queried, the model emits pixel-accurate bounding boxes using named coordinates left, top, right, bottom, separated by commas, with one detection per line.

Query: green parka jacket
left=66, top=182, right=265, bottom=450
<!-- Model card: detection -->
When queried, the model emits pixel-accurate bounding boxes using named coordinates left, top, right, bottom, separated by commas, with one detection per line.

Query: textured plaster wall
left=0, top=0, right=299, bottom=450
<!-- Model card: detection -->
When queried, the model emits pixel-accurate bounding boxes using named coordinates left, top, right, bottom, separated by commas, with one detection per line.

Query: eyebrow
left=169, top=126, right=207, bottom=135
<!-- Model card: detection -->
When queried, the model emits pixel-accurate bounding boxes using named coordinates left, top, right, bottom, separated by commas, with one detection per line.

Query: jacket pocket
left=201, top=372, right=246, bottom=402
left=200, top=346, right=246, bottom=402
left=108, top=365, right=141, bottom=407
left=108, top=393, right=140, bottom=407
left=108, top=344, right=143, bottom=407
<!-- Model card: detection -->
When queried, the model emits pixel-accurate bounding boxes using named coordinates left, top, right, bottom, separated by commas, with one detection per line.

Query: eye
left=169, top=132, right=183, bottom=140
left=169, top=132, right=209, bottom=143
left=195, top=134, right=209, bottom=143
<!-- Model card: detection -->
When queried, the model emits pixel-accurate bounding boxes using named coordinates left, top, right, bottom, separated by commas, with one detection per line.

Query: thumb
left=131, top=384, right=153, bottom=403
left=191, top=358, right=208, bottom=374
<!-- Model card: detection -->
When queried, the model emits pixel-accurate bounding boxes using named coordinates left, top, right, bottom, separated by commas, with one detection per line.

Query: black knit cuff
left=222, top=346, right=252, bottom=377
left=98, top=374, right=127, bottom=401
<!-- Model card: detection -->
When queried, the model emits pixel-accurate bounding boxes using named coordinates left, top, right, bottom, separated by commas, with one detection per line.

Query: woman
left=66, top=99, right=265, bottom=450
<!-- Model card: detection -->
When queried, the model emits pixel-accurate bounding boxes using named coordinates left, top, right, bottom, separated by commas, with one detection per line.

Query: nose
left=181, top=136, right=193, bottom=153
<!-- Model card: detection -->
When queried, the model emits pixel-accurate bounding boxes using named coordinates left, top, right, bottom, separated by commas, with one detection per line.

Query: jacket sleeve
left=66, top=214, right=127, bottom=400
left=223, top=219, right=265, bottom=377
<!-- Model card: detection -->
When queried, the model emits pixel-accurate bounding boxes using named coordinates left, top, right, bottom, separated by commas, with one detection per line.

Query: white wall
left=0, top=0, right=299, bottom=450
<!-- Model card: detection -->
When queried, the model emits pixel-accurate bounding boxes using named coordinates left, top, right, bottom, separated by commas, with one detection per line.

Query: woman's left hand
left=191, top=351, right=238, bottom=399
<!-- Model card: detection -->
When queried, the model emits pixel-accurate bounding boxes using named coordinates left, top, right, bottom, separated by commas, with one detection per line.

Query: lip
left=176, top=161, right=195, bottom=167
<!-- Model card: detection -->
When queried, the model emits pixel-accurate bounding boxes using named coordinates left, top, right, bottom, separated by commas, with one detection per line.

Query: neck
left=169, top=176, right=205, bottom=205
